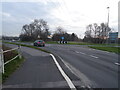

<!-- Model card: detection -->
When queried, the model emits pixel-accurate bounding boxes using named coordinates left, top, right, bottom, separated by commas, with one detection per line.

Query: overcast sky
left=0, top=0, right=119, bottom=38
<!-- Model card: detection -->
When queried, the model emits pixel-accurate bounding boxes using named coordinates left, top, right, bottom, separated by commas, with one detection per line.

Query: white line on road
left=75, top=51, right=79, bottom=53
left=115, top=62, right=120, bottom=66
left=89, top=55, right=98, bottom=59
left=79, top=52, right=86, bottom=55
left=50, top=54, right=76, bottom=90
left=58, top=55, right=94, bottom=88
left=75, top=51, right=99, bottom=59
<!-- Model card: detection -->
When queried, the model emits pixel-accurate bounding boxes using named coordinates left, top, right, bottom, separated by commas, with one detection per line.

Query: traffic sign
left=61, top=37, right=64, bottom=40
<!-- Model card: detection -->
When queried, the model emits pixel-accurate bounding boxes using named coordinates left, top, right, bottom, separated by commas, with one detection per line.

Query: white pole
left=1, top=49, right=4, bottom=74
left=107, top=7, right=110, bottom=44
left=107, top=7, right=110, bottom=27
left=18, top=45, right=22, bottom=59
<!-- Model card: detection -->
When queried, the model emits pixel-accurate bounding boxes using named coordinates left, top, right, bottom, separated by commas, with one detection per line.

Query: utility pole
left=107, top=7, right=110, bottom=27
left=107, top=7, right=110, bottom=44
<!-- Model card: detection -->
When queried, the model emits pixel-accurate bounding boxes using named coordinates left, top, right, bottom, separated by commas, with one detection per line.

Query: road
left=41, top=44, right=119, bottom=88
left=3, top=43, right=119, bottom=89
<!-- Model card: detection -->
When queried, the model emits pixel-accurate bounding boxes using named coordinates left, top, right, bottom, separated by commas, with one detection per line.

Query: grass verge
left=4, top=42, right=51, bottom=53
left=46, top=41, right=120, bottom=46
left=89, top=46, right=120, bottom=54
left=2, top=56, right=24, bottom=83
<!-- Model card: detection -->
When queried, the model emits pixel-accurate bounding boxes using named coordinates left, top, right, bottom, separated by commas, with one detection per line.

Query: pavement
left=2, top=44, right=81, bottom=89
left=2, top=43, right=120, bottom=89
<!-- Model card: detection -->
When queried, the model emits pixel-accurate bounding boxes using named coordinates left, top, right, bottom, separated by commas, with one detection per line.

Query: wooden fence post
left=1, top=49, right=4, bottom=74
left=18, top=45, right=21, bottom=59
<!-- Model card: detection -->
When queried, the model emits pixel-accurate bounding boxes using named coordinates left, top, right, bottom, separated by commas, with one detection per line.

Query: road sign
left=61, top=37, right=64, bottom=40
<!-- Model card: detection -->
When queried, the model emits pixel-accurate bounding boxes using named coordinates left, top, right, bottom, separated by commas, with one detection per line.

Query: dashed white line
left=50, top=54, right=76, bottom=90
left=115, top=62, right=120, bottom=66
left=75, top=51, right=98, bottom=59
left=79, top=52, right=86, bottom=55
left=87, top=85, right=91, bottom=88
left=89, top=55, right=98, bottom=59
left=58, top=55, right=94, bottom=88
left=75, top=51, right=79, bottom=53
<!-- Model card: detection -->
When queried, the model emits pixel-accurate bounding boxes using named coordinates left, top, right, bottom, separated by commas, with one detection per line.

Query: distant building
left=109, top=32, right=118, bottom=43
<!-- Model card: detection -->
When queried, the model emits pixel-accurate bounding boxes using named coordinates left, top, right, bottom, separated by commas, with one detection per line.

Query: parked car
left=33, top=40, right=45, bottom=47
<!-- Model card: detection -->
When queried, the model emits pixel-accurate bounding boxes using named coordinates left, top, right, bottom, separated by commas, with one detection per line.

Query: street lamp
left=107, top=7, right=110, bottom=27
left=106, top=7, right=110, bottom=43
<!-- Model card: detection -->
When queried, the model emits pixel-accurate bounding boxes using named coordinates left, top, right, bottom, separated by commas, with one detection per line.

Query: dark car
left=33, top=40, right=45, bottom=47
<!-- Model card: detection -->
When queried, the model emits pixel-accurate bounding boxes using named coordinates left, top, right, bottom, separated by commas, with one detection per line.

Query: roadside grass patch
left=46, top=41, right=58, bottom=44
left=2, top=45, right=18, bottom=62
left=2, top=45, right=25, bottom=83
left=4, top=42, right=51, bottom=53
left=17, top=41, right=120, bottom=46
left=2, top=56, right=24, bottom=83
left=89, top=46, right=120, bottom=54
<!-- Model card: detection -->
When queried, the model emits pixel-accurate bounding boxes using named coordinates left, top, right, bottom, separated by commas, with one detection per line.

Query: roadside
left=5, top=41, right=120, bottom=54
left=88, top=46, right=120, bottom=54
left=3, top=42, right=119, bottom=88
left=2, top=45, right=24, bottom=83
left=2, top=44, right=73, bottom=88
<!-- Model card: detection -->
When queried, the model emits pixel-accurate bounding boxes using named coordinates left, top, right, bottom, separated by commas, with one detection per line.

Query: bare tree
left=20, top=19, right=50, bottom=41
left=84, top=23, right=111, bottom=43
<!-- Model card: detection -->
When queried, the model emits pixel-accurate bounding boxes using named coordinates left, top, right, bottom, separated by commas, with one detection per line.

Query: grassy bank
left=15, top=40, right=120, bottom=46
left=2, top=57, right=24, bottom=83
left=2, top=45, right=18, bottom=62
left=2, top=45, right=25, bottom=83
left=89, top=46, right=120, bottom=54
left=46, top=41, right=120, bottom=46
left=4, top=42, right=51, bottom=53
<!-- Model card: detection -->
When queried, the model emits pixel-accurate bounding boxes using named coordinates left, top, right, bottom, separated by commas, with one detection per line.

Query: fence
left=0, top=45, right=21, bottom=74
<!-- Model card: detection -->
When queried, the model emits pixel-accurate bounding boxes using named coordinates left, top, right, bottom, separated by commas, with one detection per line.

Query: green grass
left=67, top=41, right=120, bottom=46
left=46, top=41, right=120, bottom=46
left=2, top=56, right=24, bottom=83
left=4, top=42, right=51, bottom=53
left=1, top=45, right=25, bottom=83
left=46, top=41, right=58, bottom=44
left=89, top=46, right=120, bottom=54
left=0, top=73, right=2, bottom=84
left=16, top=40, right=120, bottom=46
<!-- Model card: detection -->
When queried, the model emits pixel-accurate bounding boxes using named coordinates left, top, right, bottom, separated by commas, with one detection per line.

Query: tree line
left=52, top=26, right=78, bottom=41
left=83, top=23, right=111, bottom=43
left=20, top=19, right=50, bottom=41
left=20, top=19, right=78, bottom=41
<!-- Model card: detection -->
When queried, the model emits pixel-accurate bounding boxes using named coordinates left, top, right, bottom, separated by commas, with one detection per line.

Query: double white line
left=50, top=54, right=76, bottom=90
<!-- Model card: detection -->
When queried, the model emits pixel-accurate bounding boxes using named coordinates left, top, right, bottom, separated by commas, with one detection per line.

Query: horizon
left=0, top=0, right=119, bottom=38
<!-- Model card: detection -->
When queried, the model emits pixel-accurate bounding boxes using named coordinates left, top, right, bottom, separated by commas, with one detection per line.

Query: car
left=33, top=40, right=45, bottom=47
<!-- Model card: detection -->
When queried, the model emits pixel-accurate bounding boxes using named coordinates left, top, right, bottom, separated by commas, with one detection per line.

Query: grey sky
left=0, top=0, right=119, bottom=38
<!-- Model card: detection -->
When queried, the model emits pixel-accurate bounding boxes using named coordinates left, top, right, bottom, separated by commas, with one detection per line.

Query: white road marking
left=87, top=85, right=91, bottom=88
left=79, top=52, right=86, bottom=55
left=58, top=55, right=94, bottom=87
left=115, top=62, right=120, bottom=66
left=50, top=54, right=76, bottom=90
left=89, top=55, right=98, bottom=59
left=75, top=51, right=79, bottom=53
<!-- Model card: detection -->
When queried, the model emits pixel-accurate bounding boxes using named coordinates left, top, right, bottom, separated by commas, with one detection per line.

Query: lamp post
left=107, top=7, right=110, bottom=27
left=106, top=7, right=110, bottom=43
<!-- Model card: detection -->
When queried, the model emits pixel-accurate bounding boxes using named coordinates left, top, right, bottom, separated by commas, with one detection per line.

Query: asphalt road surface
left=3, top=43, right=119, bottom=89
left=40, top=44, right=119, bottom=88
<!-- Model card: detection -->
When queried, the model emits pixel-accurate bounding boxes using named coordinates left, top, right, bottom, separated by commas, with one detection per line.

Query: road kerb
left=50, top=54, right=76, bottom=90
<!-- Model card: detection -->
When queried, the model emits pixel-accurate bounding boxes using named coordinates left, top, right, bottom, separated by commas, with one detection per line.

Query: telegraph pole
left=107, top=7, right=110, bottom=43
left=107, top=7, right=110, bottom=27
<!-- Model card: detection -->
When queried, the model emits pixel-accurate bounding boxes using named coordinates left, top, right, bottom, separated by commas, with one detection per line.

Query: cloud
left=1, top=0, right=119, bottom=38
left=0, top=12, right=11, bottom=17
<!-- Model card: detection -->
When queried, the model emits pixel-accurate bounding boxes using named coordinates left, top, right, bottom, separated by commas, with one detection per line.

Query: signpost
left=61, top=37, right=64, bottom=40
